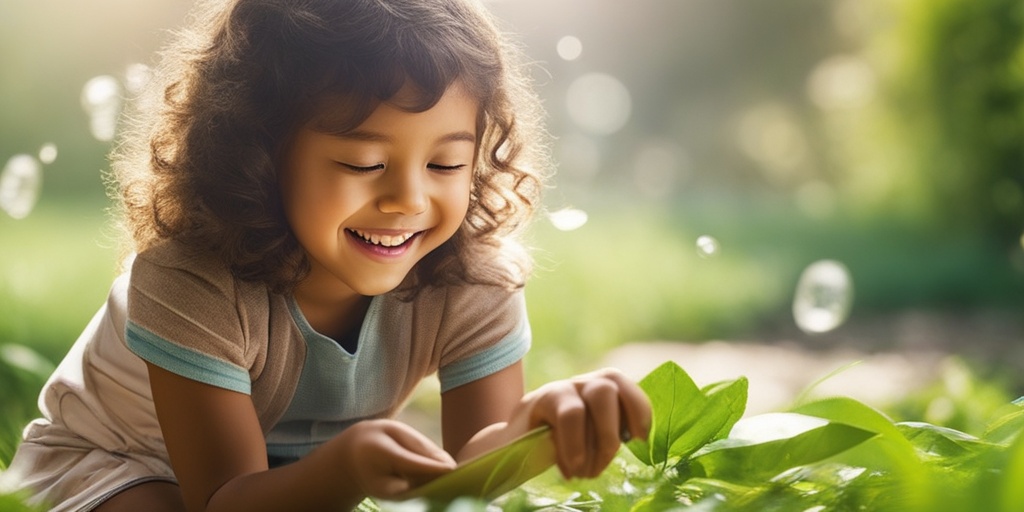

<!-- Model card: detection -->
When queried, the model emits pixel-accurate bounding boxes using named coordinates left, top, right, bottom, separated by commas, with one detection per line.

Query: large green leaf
left=984, top=405, right=1024, bottom=446
left=896, top=421, right=997, bottom=460
left=668, top=377, right=748, bottom=462
left=625, top=362, right=747, bottom=467
left=626, top=361, right=705, bottom=466
left=791, top=397, right=935, bottom=510
left=697, top=379, right=749, bottom=446
left=1000, top=423, right=1024, bottom=510
left=396, top=427, right=555, bottom=503
left=684, top=412, right=877, bottom=483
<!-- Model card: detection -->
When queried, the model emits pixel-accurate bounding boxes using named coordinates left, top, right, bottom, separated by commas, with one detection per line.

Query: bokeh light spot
left=566, top=73, right=632, bottom=135
left=0, top=154, right=43, bottom=220
left=737, top=103, right=808, bottom=181
left=808, top=55, right=876, bottom=110
left=793, top=260, right=853, bottom=334
left=548, top=207, right=589, bottom=231
left=38, top=143, right=58, bottom=165
left=556, top=36, right=583, bottom=61
left=81, top=75, right=123, bottom=142
left=124, top=63, right=152, bottom=95
left=695, top=235, right=720, bottom=258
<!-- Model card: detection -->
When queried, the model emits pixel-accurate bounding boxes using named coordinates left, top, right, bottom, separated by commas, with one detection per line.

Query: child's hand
left=334, top=419, right=457, bottom=499
left=516, top=368, right=652, bottom=479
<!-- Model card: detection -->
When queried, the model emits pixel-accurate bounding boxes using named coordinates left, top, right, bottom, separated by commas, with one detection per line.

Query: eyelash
left=340, top=163, right=466, bottom=172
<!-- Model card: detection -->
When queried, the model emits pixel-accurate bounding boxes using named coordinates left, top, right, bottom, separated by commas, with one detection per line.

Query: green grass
left=0, top=197, right=120, bottom=363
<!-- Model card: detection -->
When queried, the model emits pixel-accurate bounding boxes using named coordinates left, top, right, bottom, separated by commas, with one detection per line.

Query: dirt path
left=600, top=310, right=1024, bottom=415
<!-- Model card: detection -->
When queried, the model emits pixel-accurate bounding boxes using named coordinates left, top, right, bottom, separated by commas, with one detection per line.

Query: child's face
left=280, top=81, right=478, bottom=297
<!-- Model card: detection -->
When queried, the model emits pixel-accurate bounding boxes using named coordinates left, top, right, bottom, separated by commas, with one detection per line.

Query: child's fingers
left=383, top=421, right=457, bottom=467
left=529, top=381, right=587, bottom=478
left=600, top=369, right=653, bottom=441
left=579, top=378, right=623, bottom=477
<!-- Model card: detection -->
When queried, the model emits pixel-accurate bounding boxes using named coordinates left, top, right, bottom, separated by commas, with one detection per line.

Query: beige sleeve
left=125, top=243, right=262, bottom=394
left=436, top=284, right=531, bottom=392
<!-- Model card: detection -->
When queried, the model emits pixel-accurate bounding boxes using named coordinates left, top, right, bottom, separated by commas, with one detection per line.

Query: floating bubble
left=548, top=207, right=588, bottom=231
left=0, top=154, right=43, bottom=219
left=793, top=259, right=853, bottom=334
left=38, top=143, right=58, bottom=164
left=566, top=73, right=632, bottom=135
left=695, top=235, right=720, bottom=258
left=556, top=36, right=583, bottom=61
left=81, top=75, right=123, bottom=142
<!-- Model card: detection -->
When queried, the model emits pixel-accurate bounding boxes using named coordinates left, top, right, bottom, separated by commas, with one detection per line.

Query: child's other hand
left=517, top=368, right=652, bottom=479
left=335, top=419, right=456, bottom=499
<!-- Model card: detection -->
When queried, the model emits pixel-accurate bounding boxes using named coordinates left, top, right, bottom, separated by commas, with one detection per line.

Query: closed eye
left=427, top=163, right=467, bottom=172
left=339, top=162, right=385, bottom=172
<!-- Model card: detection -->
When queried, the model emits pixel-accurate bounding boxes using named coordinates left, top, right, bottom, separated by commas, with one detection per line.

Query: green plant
left=469, top=362, right=1024, bottom=511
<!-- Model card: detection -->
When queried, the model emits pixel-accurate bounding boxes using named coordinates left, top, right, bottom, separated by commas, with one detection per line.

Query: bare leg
left=95, top=481, right=185, bottom=512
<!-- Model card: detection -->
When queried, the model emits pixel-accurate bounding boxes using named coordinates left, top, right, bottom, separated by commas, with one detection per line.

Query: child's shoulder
left=131, top=238, right=251, bottom=294
left=409, top=280, right=525, bottom=326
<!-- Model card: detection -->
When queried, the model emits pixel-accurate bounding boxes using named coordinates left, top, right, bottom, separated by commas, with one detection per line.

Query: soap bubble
left=548, top=207, right=588, bottom=231
left=81, top=75, right=122, bottom=141
left=0, top=154, right=43, bottom=219
left=695, top=235, right=720, bottom=258
left=38, top=143, right=58, bottom=164
left=793, top=259, right=853, bottom=334
left=556, top=36, right=583, bottom=61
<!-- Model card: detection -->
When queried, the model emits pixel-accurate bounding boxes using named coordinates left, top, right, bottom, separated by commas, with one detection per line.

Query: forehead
left=308, top=80, right=481, bottom=136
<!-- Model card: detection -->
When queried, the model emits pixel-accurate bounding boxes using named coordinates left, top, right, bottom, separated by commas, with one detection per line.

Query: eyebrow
left=336, top=129, right=477, bottom=145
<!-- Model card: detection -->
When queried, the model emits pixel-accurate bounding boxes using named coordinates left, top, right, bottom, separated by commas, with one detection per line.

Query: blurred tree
left=842, top=0, right=1024, bottom=244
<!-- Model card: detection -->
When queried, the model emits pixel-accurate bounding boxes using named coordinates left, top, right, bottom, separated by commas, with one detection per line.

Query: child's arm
left=146, top=363, right=456, bottom=512
left=441, top=362, right=652, bottom=479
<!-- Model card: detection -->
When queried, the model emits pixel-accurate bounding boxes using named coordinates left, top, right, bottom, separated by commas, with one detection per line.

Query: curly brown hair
left=111, top=0, right=550, bottom=294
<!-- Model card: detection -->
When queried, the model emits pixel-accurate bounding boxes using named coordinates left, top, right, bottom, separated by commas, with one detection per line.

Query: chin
left=351, top=276, right=409, bottom=297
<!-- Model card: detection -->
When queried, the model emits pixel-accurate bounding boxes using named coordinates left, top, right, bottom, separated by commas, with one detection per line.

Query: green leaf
left=685, top=413, right=877, bottom=483
left=790, top=397, right=935, bottom=510
left=626, top=361, right=705, bottom=466
left=699, top=378, right=749, bottom=442
left=668, top=378, right=748, bottom=460
left=1000, top=423, right=1024, bottom=510
left=984, top=405, right=1024, bottom=446
left=396, top=427, right=555, bottom=503
left=625, top=362, right=748, bottom=468
left=896, top=421, right=996, bottom=459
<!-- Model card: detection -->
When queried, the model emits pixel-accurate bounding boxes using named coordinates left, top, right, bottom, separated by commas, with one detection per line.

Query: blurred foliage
left=834, top=0, right=1024, bottom=243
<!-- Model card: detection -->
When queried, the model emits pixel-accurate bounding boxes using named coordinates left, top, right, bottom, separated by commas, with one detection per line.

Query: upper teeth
left=351, top=229, right=415, bottom=247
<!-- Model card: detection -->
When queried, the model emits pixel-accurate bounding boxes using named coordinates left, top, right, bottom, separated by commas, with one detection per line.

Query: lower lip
left=346, top=230, right=422, bottom=260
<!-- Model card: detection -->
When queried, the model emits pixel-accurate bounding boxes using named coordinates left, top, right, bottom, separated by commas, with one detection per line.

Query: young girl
left=1, top=0, right=651, bottom=510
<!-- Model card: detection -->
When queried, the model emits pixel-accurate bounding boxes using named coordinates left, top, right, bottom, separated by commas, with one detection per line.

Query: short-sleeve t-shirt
left=16, top=239, right=530, bottom=474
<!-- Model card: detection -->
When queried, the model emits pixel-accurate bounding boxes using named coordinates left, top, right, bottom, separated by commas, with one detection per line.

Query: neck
left=292, top=269, right=371, bottom=341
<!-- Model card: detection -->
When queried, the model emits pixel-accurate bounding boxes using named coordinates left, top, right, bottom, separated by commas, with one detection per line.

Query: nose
left=377, top=166, right=428, bottom=215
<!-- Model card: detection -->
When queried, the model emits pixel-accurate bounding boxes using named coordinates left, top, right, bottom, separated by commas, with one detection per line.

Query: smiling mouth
left=346, top=228, right=421, bottom=248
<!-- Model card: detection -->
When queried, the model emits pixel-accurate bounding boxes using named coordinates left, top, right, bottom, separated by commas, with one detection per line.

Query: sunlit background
left=2, top=0, right=1024, bottom=439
